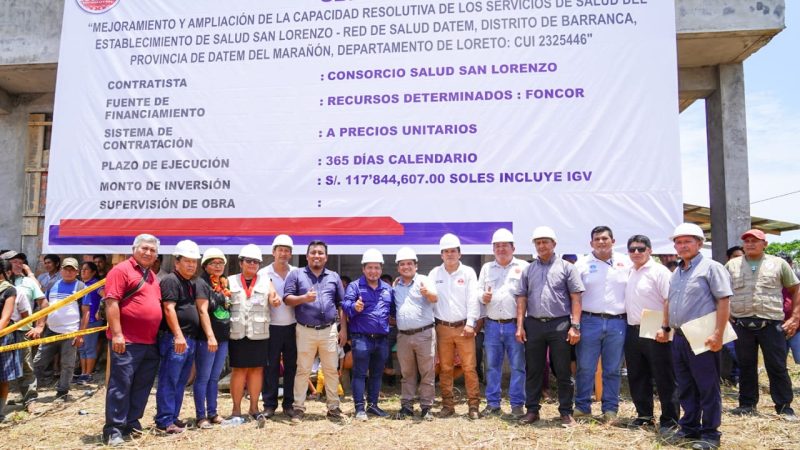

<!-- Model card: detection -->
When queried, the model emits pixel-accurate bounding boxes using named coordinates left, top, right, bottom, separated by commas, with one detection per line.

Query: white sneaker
left=355, top=411, right=368, bottom=421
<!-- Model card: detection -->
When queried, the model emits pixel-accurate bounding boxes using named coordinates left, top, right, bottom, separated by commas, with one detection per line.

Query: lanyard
left=241, top=274, right=257, bottom=298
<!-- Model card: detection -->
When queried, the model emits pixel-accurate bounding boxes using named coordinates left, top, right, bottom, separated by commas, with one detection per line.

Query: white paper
left=639, top=309, right=673, bottom=341
left=680, top=311, right=738, bottom=355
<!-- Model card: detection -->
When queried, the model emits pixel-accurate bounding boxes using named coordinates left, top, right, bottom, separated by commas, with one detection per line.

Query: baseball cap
left=61, top=257, right=80, bottom=270
left=741, top=229, right=766, bottom=241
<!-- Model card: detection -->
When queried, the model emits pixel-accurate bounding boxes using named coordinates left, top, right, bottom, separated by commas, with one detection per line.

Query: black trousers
left=524, top=316, right=573, bottom=416
left=624, top=325, right=679, bottom=426
left=262, top=324, right=297, bottom=411
left=733, top=319, right=794, bottom=413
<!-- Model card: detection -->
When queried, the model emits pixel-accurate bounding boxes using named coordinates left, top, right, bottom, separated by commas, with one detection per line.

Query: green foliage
left=765, top=240, right=800, bottom=262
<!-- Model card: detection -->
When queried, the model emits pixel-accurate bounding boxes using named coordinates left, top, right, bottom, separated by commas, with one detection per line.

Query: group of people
left=0, top=251, right=106, bottom=422
left=0, top=222, right=797, bottom=450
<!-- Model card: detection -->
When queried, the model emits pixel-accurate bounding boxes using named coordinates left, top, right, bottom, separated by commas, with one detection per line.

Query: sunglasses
left=628, top=246, right=648, bottom=254
left=241, top=258, right=260, bottom=265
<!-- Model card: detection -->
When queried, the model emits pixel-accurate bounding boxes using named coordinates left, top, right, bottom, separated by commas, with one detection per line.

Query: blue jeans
left=483, top=319, right=526, bottom=408
left=103, top=343, right=159, bottom=441
left=575, top=315, right=626, bottom=414
left=351, top=334, right=389, bottom=412
left=787, top=332, right=800, bottom=364
left=79, top=320, right=105, bottom=360
left=155, top=333, right=196, bottom=428
left=194, top=339, right=229, bottom=419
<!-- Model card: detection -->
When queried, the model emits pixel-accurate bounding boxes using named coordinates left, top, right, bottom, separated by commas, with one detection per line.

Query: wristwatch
left=570, top=323, right=581, bottom=331
left=661, top=326, right=672, bottom=333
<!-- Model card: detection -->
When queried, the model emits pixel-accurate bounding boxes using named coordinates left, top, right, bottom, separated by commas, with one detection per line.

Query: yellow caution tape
left=0, top=325, right=108, bottom=353
left=0, top=278, right=106, bottom=339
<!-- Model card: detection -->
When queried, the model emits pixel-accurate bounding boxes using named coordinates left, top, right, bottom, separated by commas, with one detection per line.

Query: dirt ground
left=1, top=362, right=798, bottom=449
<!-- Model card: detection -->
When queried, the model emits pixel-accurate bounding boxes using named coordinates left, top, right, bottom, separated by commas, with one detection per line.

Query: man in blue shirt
left=664, top=223, right=732, bottom=450
left=284, top=240, right=347, bottom=422
left=343, top=249, right=394, bottom=420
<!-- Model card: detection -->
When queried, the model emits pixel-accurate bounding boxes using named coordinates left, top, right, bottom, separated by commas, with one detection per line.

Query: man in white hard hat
left=663, top=223, right=732, bottom=450
left=573, top=226, right=632, bottom=423
left=515, top=226, right=584, bottom=427
left=478, top=228, right=529, bottom=418
left=343, top=249, right=394, bottom=420
left=103, top=234, right=162, bottom=445
left=429, top=233, right=481, bottom=419
left=258, top=234, right=298, bottom=418
left=725, top=229, right=798, bottom=420
left=284, top=240, right=347, bottom=422
left=155, top=239, right=201, bottom=434
left=393, top=246, right=438, bottom=420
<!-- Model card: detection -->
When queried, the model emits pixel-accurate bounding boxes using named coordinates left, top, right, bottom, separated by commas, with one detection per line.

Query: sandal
left=208, top=415, right=224, bottom=424
left=197, top=418, right=213, bottom=429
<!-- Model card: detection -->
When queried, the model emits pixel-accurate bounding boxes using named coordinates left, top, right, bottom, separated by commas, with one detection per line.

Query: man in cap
left=103, top=234, right=163, bottom=445
left=37, top=254, right=62, bottom=294
left=429, top=233, right=481, bottom=419
left=573, top=226, right=632, bottom=422
left=393, top=246, right=438, bottom=420
left=284, top=240, right=348, bottom=422
left=31, top=257, right=87, bottom=402
left=478, top=228, right=529, bottom=418
left=343, top=249, right=394, bottom=420
left=623, top=234, right=679, bottom=432
left=258, top=234, right=297, bottom=418
left=665, top=223, right=732, bottom=450
left=155, top=240, right=201, bottom=434
left=725, top=229, right=799, bottom=420
left=515, top=226, right=584, bottom=427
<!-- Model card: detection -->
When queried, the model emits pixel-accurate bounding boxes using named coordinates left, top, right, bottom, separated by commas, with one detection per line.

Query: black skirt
left=228, top=337, right=269, bottom=368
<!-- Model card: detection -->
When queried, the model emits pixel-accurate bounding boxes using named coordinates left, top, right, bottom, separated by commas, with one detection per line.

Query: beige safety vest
left=228, top=274, right=272, bottom=340
left=727, top=255, right=785, bottom=320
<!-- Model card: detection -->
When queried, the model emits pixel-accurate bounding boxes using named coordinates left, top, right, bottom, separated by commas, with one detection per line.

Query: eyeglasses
left=628, top=246, right=648, bottom=254
left=241, top=258, right=260, bottom=265
left=207, top=261, right=225, bottom=267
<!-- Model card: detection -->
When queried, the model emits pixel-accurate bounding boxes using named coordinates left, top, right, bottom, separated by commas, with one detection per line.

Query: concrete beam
left=679, top=67, right=719, bottom=99
left=706, top=64, right=751, bottom=262
left=0, top=87, right=11, bottom=115
left=676, top=0, right=785, bottom=34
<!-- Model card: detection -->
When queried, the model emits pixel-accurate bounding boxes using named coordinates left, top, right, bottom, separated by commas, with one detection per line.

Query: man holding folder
left=664, top=223, right=732, bottom=450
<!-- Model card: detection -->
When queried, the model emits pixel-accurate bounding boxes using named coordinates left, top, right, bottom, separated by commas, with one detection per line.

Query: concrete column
left=705, top=63, right=750, bottom=263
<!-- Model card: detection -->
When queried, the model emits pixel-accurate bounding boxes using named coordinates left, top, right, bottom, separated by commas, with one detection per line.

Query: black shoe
left=730, top=405, right=757, bottom=416
left=326, top=408, right=344, bottom=420
left=480, top=406, right=502, bottom=416
left=394, top=406, right=414, bottom=420
left=663, top=429, right=700, bottom=445
left=628, top=417, right=655, bottom=428
left=262, top=408, right=275, bottom=419
left=420, top=407, right=433, bottom=421
left=366, top=404, right=390, bottom=418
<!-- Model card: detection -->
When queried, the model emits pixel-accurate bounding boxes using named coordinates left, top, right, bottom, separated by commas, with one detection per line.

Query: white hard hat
left=670, top=223, right=705, bottom=242
left=361, top=248, right=384, bottom=265
left=439, top=233, right=461, bottom=251
left=395, top=247, right=418, bottom=263
left=173, top=240, right=201, bottom=259
left=238, top=244, right=263, bottom=261
left=201, top=247, right=227, bottom=266
left=531, top=226, right=557, bottom=242
left=491, top=228, right=514, bottom=244
left=271, top=234, right=294, bottom=250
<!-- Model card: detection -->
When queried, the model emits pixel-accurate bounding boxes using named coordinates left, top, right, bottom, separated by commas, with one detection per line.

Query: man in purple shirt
left=343, top=249, right=394, bottom=420
left=283, top=240, right=347, bottom=422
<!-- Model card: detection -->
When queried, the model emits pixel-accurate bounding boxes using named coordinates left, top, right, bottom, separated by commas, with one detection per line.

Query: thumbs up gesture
left=306, top=286, right=318, bottom=303
left=482, top=285, right=493, bottom=303
left=269, top=290, right=281, bottom=307
left=419, top=280, right=429, bottom=296
left=354, top=296, right=364, bottom=313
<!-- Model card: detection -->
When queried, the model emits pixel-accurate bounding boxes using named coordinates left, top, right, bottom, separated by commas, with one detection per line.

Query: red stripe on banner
left=58, top=217, right=405, bottom=237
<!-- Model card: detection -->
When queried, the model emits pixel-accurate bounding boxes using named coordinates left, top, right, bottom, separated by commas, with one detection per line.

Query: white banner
left=45, top=0, right=682, bottom=255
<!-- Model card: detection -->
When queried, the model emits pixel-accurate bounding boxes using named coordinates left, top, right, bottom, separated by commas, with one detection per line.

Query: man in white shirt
left=623, top=234, right=678, bottom=432
left=258, top=234, right=297, bottom=418
left=478, top=228, right=529, bottom=418
left=574, top=226, right=631, bottom=421
left=429, top=233, right=481, bottom=419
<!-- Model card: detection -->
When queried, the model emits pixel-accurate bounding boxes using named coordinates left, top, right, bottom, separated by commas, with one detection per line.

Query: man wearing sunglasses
left=725, top=229, right=799, bottom=421
left=574, top=226, right=632, bottom=423
left=622, top=235, right=678, bottom=434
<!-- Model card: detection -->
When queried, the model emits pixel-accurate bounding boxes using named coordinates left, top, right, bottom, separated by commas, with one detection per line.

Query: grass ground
left=1, top=361, right=798, bottom=449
